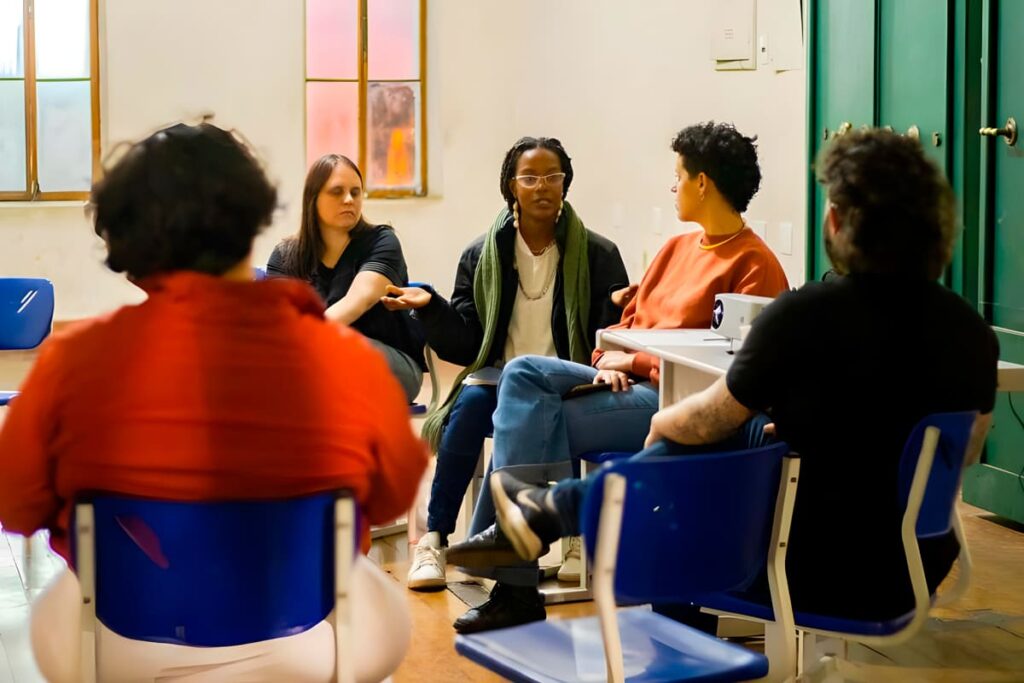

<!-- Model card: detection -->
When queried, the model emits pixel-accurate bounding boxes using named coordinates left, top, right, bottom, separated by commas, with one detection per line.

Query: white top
left=504, top=230, right=559, bottom=362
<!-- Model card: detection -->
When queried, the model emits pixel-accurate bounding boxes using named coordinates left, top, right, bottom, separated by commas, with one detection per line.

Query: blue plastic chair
left=0, top=277, right=54, bottom=406
left=699, top=411, right=978, bottom=651
left=72, top=490, right=358, bottom=683
left=456, top=443, right=801, bottom=683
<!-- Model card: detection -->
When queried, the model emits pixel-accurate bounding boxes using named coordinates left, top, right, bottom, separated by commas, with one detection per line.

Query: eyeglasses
left=514, top=172, right=566, bottom=188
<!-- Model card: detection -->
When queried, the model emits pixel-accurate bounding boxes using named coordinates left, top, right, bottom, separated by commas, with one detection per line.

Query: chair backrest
left=0, top=277, right=54, bottom=350
left=72, top=490, right=352, bottom=647
left=582, top=443, right=791, bottom=605
left=897, top=411, right=977, bottom=538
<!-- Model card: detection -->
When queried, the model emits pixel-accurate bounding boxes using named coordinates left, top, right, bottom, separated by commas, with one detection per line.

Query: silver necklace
left=516, top=262, right=556, bottom=301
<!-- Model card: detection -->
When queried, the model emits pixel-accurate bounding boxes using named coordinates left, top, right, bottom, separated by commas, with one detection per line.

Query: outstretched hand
left=611, top=283, right=639, bottom=308
left=380, top=285, right=432, bottom=311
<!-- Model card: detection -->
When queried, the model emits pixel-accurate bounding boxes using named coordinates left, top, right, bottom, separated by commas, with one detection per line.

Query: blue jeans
left=464, top=355, right=659, bottom=586
left=551, top=414, right=777, bottom=537
left=426, top=384, right=497, bottom=540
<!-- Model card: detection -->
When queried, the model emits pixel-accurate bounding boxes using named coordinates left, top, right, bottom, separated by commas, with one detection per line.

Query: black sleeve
left=725, top=290, right=802, bottom=411
left=266, top=243, right=289, bottom=277
left=358, top=228, right=406, bottom=286
left=414, top=242, right=485, bottom=366
left=977, top=325, right=1000, bottom=414
left=587, top=238, right=630, bottom=335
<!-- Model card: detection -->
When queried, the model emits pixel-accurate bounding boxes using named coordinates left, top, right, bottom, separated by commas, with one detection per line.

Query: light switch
left=652, top=207, right=663, bottom=236
left=758, top=35, right=769, bottom=65
left=777, top=221, right=793, bottom=255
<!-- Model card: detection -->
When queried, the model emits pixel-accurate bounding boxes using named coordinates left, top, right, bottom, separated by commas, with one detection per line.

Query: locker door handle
left=980, top=117, right=1018, bottom=146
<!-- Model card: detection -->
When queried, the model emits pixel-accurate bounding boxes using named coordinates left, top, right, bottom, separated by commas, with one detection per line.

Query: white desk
left=597, top=329, right=733, bottom=406
left=598, top=328, right=1024, bottom=407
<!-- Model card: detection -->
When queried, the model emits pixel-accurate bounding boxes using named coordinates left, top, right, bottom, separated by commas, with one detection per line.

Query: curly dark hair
left=90, top=122, right=277, bottom=279
left=499, top=137, right=574, bottom=212
left=817, top=128, right=955, bottom=280
left=671, top=122, right=761, bottom=212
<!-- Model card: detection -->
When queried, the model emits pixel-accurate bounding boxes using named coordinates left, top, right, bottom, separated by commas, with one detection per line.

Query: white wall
left=0, top=0, right=807, bottom=319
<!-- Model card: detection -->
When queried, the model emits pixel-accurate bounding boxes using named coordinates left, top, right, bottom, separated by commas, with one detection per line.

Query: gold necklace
left=699, top=226, right=746, bottom=250
left=517, top=265, right=556, bottom=301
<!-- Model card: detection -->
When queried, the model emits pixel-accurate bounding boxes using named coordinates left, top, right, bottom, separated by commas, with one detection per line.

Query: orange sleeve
left=734, top=251, right=790, bottom=297
left=361, top=348, right=429, bottom=528
left=0, top=339, right=63, bottom=537
left=631, top=351, right=658, bottom=382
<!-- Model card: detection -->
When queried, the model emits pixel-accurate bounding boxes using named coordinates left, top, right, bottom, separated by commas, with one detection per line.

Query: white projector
left=710, top=293, right=774, bottom=342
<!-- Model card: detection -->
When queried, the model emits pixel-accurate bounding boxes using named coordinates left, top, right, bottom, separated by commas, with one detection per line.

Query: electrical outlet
left=777, top=221, right=793, bottom=255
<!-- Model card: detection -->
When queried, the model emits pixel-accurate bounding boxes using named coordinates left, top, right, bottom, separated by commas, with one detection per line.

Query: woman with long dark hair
left=268, top=154, right=425, bottom=402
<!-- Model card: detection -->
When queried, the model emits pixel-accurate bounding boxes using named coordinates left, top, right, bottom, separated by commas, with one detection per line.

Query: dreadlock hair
left=498, top=137, right=574, bottom=212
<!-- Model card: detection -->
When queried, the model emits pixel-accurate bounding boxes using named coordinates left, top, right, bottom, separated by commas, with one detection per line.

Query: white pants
left=31, top=556, right=410, bottom=683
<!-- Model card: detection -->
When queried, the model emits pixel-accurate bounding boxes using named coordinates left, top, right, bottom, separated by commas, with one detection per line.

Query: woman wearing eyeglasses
left=380, top=136, right=628, bottom=596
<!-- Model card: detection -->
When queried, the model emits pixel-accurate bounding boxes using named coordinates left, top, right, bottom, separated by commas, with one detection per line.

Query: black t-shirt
left=726, top=274, right=998, bottom=619
left=267, top=227, right=426, bottom=370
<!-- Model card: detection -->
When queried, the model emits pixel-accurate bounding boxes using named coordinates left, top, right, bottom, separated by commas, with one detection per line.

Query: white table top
left=599, top=328, right=1024, bottom=392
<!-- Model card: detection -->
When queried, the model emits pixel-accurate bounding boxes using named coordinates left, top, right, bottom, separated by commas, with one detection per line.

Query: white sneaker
left=407, top=531, right=446, bottom=591
left=557, top=536, right=582, bottom=583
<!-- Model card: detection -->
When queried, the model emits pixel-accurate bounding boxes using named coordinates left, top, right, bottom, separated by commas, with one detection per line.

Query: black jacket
left=416, top=215, right=629, bottom=367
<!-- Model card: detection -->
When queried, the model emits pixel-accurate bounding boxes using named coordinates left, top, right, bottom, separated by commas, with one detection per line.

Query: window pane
left=0, top=80, right=26, bottom=191
left=0, top=0, right=24, bottom=77
left=306, top=0, right=358, bottom=79
left=306, top=81, right=358, bottom=170
left=35, top=0, right=90, bottom=79
left=37, top=80, right=92, bottom=192
left=366, top=81, right=420, bottom=191
left=367, top=0, right=419, bottom=81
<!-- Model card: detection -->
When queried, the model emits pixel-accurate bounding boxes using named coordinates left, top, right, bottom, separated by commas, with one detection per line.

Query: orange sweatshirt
left=594, top=228, right=789, bottom=382
left=0, top=272, right=427, bottom=559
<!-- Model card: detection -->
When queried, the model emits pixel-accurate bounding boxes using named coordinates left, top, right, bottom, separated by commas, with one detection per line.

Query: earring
left=513, top=200, right=520, bottom=229
left=556, top=200, right=564, bottom=223
left=700, top=192, right=705, bottom=202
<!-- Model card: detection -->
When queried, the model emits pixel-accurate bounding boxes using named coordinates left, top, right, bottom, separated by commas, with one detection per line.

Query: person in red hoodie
left=0, top=122, right=426, bottom=682
left=447, top=122, right=789, bottom=634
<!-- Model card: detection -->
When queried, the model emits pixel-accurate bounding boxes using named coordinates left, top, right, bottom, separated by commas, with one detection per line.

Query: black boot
left=453, top=583, right=546, bottom=634
left=447, top=524, right=537, bottom=568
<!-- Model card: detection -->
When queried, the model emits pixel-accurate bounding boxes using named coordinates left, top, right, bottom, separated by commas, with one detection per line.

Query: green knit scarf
left=421, top=202, right=592, bottom=450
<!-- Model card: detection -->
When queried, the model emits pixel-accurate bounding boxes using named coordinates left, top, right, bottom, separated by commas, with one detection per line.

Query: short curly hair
left=817, top=128, right=955, bottom=279
left=671, top=122, right=761, bottom=212
left=90, top=123, right=277, bottom=279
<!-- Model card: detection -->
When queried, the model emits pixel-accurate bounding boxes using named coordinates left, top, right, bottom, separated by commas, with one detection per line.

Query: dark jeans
left=550, top=414, right=776, bottom=537
left=426, top=385, right=497, bottom=540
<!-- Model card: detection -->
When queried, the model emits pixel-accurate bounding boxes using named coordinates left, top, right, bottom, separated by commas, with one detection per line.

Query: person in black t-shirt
left=471, top=128, right=999, bottom=623
left=268, top=154, right=425, bottom=402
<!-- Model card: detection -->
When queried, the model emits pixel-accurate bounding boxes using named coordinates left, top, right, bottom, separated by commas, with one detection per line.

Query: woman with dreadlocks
left=381, top=136, right=628, bottom=594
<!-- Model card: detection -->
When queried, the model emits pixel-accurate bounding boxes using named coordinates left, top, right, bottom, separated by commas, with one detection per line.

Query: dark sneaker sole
left=446, top=544, right=525, bottom=568
left=491, top=471, right=547, bottom=561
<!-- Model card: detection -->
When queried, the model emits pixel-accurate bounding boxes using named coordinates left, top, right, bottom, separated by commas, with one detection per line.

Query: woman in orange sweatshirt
left=0, top=123, right=426, bottom=682
left=447, top=122, right=789, bottom=634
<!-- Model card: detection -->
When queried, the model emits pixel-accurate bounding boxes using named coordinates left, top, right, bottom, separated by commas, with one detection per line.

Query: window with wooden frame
left=305, top=0, right=426, bottom=197
left=0, top=0, right=100, bottom=201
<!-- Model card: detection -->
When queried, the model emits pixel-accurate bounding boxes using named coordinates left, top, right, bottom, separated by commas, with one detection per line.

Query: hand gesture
left=611, top=283, right=639, bottom=308
left=380, top=285, right=432, bottom=311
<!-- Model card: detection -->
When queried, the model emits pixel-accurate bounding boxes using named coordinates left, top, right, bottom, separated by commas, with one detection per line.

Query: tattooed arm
left=644, top=376, right=754, bottom=448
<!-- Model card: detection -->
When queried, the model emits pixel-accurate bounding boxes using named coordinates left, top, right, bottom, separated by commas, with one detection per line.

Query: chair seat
left=579, top=451, right=632, bottom=465
left=700, top=592, right=917, bottom=637
left=0, top=391, right=17, bottom=406
left=455, top=608, right=768, bottom=683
